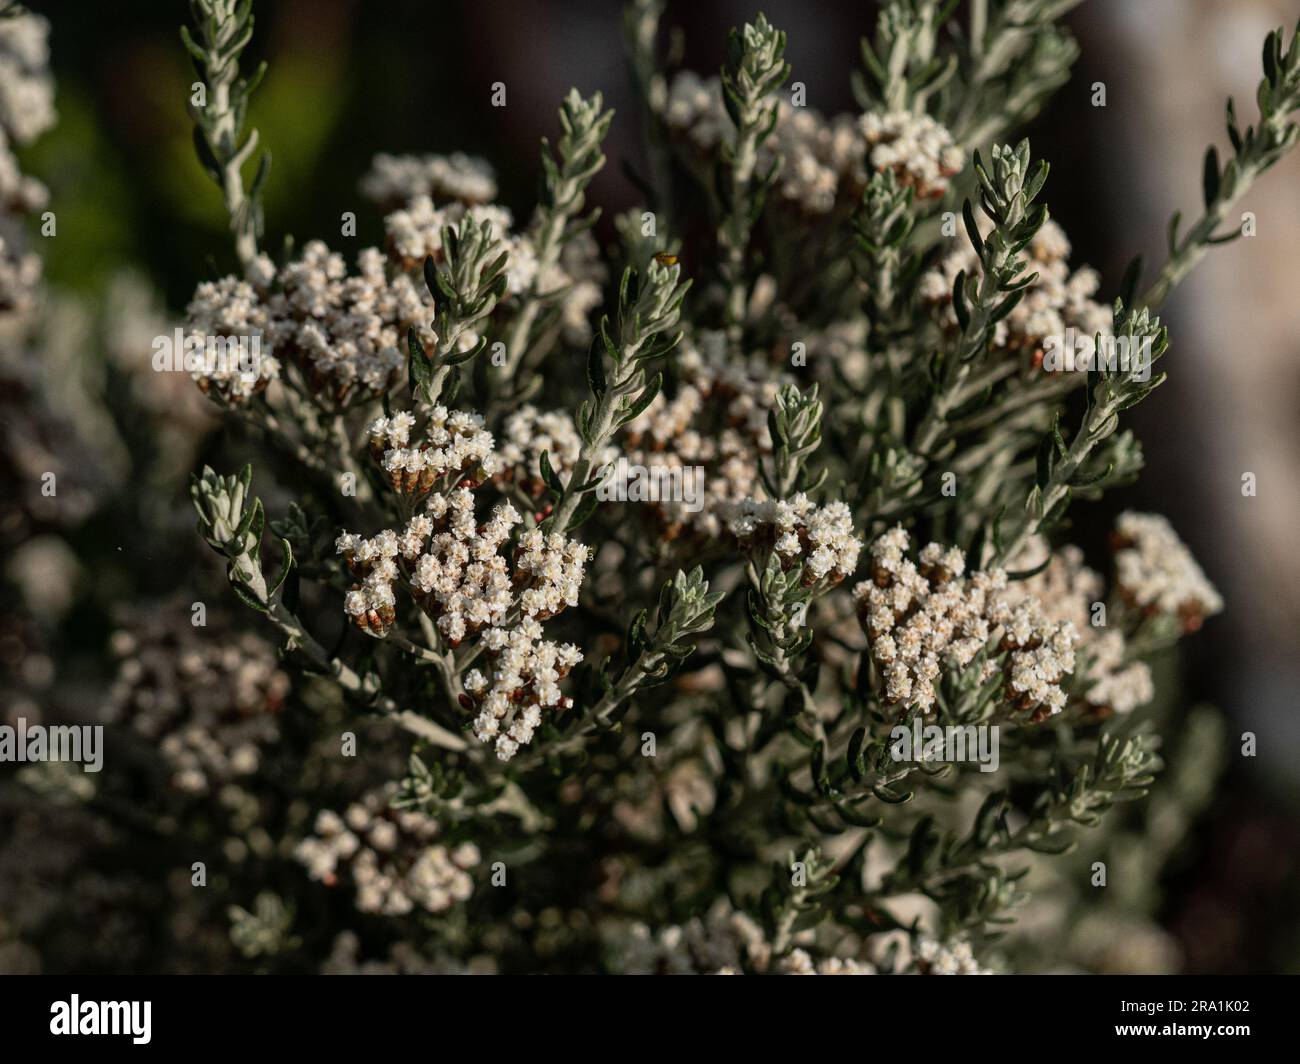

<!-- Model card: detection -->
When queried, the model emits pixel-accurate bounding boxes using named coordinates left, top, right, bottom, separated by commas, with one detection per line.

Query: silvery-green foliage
left=181, top=0, right=270, bottom=268
left=165, top=1, right=1300, bottom=974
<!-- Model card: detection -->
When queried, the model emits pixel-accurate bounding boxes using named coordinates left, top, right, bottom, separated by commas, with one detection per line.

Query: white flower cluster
left=0, top=234, right=41, bottom=317
left=261, top=242, right=428, bottom=402
left=295, top=787, right=479, bottom=916
left=803, top=319, right=872, bottom=390
left=1003, top=542, right=1154, bottom=716
left=770, top=103, right=869, bottom=214
left=1114, top=511, right=1224, bottom=629
left=725, top=493, right=863, bottom=585
left=554, top=232, right=608, bottom=344
left=777, top=949, right=876, bottom=975
left=407, top=491, right=517, bottom=642
left=603, top=902, right=873, bottom=974
left=920, top=219, right=1113, bottom=363
left=382, top=195, right=604, bottom=339
left=496, top=405, right=577, bottom=498
left=191, top=158, right=606, bottom=407
left=105, top=614, right=289, bottom=795
left=0, top=12, right=54, bottom=317
left=495, top=404, right=616, bottom=505
left=336, top=526, right=402, bottom=636
left=1084, top=631, right=1156, bottom=716
left=514, top=527, right=590, bottom=619
left=856, top=527, right=1077, bottom=718
left=367, top=405, right=497, bottom=495
left=623, top=340, right=784, bottom=538
left=913, top=936, right=993, bottom=975
left=183, top=276, right=281, bottom=402
left=462, top=616, right=583, bottom=761
left=384, top=196, right=534, bottom=289
left=336, top=488, right=494, bottom=640
left=603, top=901, right=772, bottom=974
left=341, top=472, right=589, bottom=653
left=0, top=122, right=46, bottom=212
left=660, top=71, right=733, bottom=151
left=342, top=409, right=591, bottom=754
left=360, top=151, right=498, bottom=208
left=860, top=110, right=965, bottom=200
left=659, top=73, right=965, bottom=213
left=664, top=73, right=874, bottom=213
left=186, top=241, right=430, bottom=405
left=0, top=13, right=55, bottom=146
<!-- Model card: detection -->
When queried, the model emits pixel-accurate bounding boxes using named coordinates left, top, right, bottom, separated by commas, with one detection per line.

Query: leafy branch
left=912, top=140, right=1048, bottom=457
left=761, top=383, right=826, bottom=499
left=1141, top=19, right=1300, bottom=308
left=718, top=13, right=789, bottom=355
left=501, top=90, right=613, bottom=379
left=764, top=847, right=839, bottom=956
left=513, top=567, right=722, bottom=767
left=408, top=214, right=510, bottom=406
left=182, top=0, right=271, bottom=269
left=878, top=732, right=1161, bottom=909
left=995, top=300, right=1165, bottom=562
left=191, top=465, right=467, bottom=751
left=854, top=0, right=957, bottom=114
left=543, top=258, right=690, bottom=532
left=952, top=0, right=1082, bottom=149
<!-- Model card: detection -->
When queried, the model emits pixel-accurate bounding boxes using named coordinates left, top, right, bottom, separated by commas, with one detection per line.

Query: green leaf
left=192, top=127, right=221, bottom=182
left=1006, top=553, right=1052, bottom=581
left=625, top=608, right=649, bottom=661
left=1225, top=97, right=1243, bottom=154
left=973, top=791, right=1008, bottom=846
left=1069, top=462, right=1114, bottom=490
left=539, top=449, right=564, bottom=497
left=835, top=801, right=881, bottom=828
left=422, top=256, right=439, bottom=302
left=1050, top=411, right=1068, bottom=457
left=620, top=372, right=662, bottom=425
left=905, top=816, right=941, bottom=877
left=249, top=151, right=272, bottom=200
left=243, top=59, right=268, bottom=99
left=847, top=727, right=867, bottom=782
left=1024, top=835, right=1077, bottom=856
left=989, top=288, right=1025, bottom=326
left=962, top=200, right=984, bottom=259
left=407, top=327, right=432, bottom=397
left=179, top=24, right=207, bottom=66
left=1035, top=433, right=1054, bottom=489
left=565, top=492, right=600, bottom=531
left=587, top=333, right=607, bottom=400
left=1167, top=209, right=1183, bottom=256
left=234, top=496, right=264, bottom=549
left=1202, top=145, right=1220, bottom=209
left=267, top=537, right=294, bottom=599
left=443, top=336, right=484, bottom=366
left=952, top=270, right=970, bottom=331
left=228, top=576, right=269, bottom=615
left=1264, top=29, right=1279, bottom=87
left=618, top=266, right=637, bottom=314
left=811, top=742, right=831, bottom=796
left=872, top=783, right=913, bottom=805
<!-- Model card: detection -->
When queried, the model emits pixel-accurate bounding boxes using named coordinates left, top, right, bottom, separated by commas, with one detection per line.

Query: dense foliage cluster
left=4, top=0, right=1298, bottom=974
